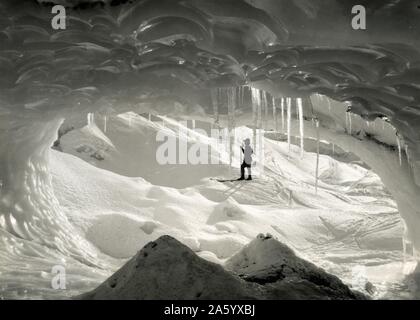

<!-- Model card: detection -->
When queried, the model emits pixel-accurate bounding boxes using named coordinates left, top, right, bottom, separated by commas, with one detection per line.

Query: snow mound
left=207, top=198, right=247, bottom=225
left=225, top=233, right=296, bottom=275
left=226, top=234, right=366, bottom=300
left=79, top=235, right=257, bottom=300
left=80, top=235, right=366, bottom=300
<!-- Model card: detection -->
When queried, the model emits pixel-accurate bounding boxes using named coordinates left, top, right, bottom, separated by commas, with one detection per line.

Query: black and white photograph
left=1, top=0, right=420, bottom=308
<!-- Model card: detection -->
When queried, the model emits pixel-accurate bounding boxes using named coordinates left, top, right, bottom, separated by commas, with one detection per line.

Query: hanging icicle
left=315, top=118, right=320, bottom=194
left=297, top=98, right=304, bottom=158
left=87, top=112, right=95, bottom=126
left=272, top=97, right=278, bottom=132
left=396, top=134, right=402, bottom=166
left=227, top=87, right=237, bottom=169
left=257, top=90, right=262, bottom=131
left=295, top=98, right=300, bottom=120
left=281, top=97, right=285, bottom=131
left=286, top=97, right=292, bottom=154
left=405, top=144, right=410, bottom=165
left=262, top=91, right=268, bottom=130
left=345, top=111, right=348, bottom=133
left=239, top=85, right=244, bottom=108
left=251, top=88, right=260, bottom=153
left=103, top=115, right=107, bottom=133
left=348, top=113, right=352, bottom=135
left=211, top=88, right=219, bottom=127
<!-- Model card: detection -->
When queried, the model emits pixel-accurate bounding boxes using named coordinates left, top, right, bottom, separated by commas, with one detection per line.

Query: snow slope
left=81, top=235, right=365, bottom=300
left=0, top=112, right=413, bottom=299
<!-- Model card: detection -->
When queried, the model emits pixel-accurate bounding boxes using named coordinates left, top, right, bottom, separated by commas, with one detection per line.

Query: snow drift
left=80, top=235, right=365, bottom=300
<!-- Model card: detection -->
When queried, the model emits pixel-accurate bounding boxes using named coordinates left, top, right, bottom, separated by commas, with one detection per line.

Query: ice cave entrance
left=1, top=90, right=419, bottom=299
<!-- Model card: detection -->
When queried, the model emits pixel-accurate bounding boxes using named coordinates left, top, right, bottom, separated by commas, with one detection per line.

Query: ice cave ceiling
left=0, top=0, right=419, bottom=146
left=0, top=3, right=419, bottom=182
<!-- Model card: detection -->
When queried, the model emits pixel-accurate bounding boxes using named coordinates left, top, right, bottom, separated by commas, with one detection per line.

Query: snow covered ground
left=0, top=112, right=416, bottom=299
left=81, top=234, right=366, bottom=300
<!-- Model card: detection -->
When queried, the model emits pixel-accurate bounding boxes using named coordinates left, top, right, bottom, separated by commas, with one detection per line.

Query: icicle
left=148, top=113, right=152, bottom=121
left=257, top=91, right=262, bottom=131
left=348, top=113, right=352, bottom=135
left=345, top=112, right=348, bottom=133
left=297, top=98, right=304, bottom=158
left=281, top=97, right=285, bottom=131
left=315, top=119, right=320, bottom=194
left=262, top=91, right=268, bottom=130
left=332, top=143, right=335, bottom=156
left=239, top=86, right=245, bottom=107
left=273, top=97, right=278, bottom=132
left=296, top=98, right=300, bottom=120
left=405, top=144, right=410, bottom=165
left=211, top=88, right=219, bottom=127
left=286, top=97, right=292, bottom=154
left=251, top=88, right=260, bottom=152
left=227, top=87, right=237, bottom=169
left=192, top=119, right=196, bottom=129
left=87, top=112, right=94, bottom=126
left=103, top=115, right=107, bottom=133
left=396, top=135, right=402, bottom=166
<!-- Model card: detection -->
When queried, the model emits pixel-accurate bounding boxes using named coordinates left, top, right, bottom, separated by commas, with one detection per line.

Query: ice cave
left=1, top=0, right=420, bottom=300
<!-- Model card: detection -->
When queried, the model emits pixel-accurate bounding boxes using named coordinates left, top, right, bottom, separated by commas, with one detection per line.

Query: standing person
left=238, top=138, right=253, bottom=180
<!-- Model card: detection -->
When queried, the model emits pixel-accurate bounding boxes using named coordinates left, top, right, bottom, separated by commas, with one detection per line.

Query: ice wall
left=0, top=115, right=99, bottom=262
left=308, top=96, right=420, bottom=257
